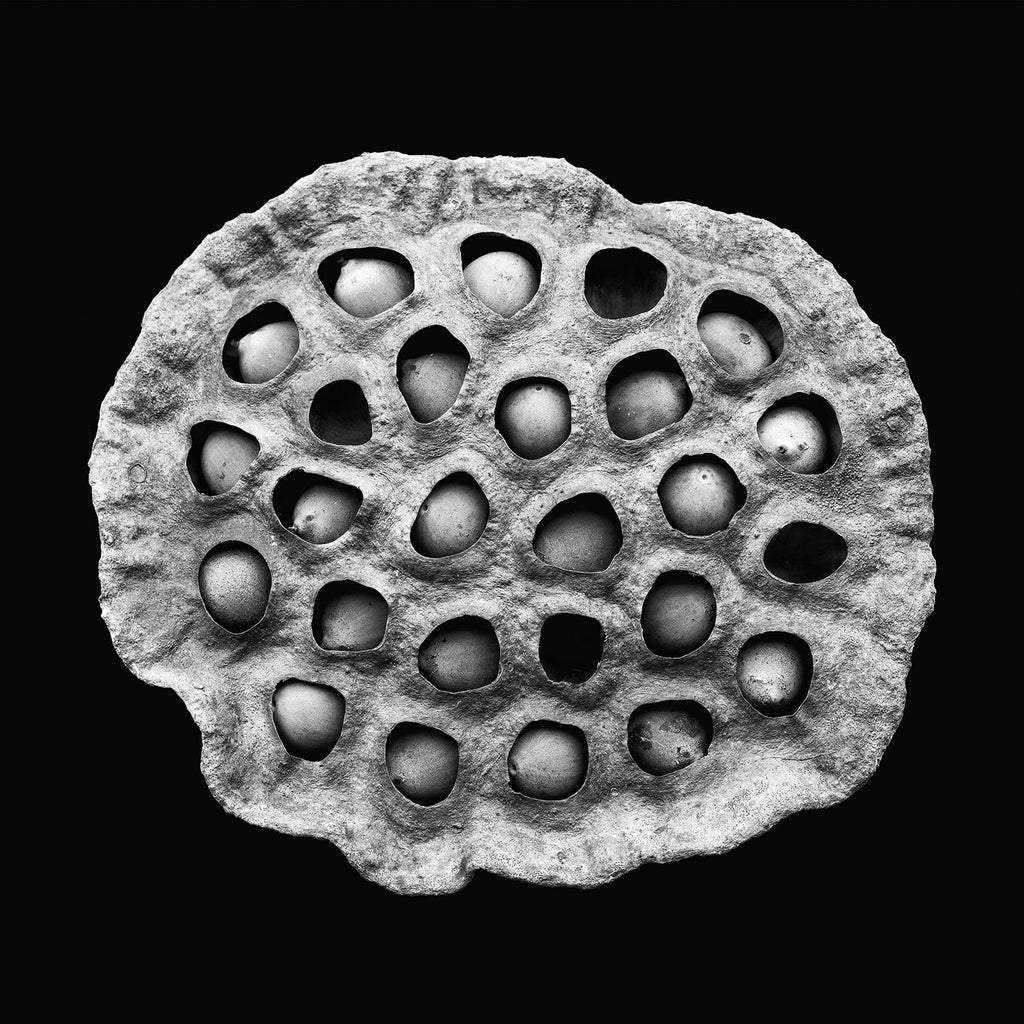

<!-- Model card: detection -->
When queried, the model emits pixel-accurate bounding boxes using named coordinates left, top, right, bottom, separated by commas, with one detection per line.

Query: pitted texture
left=89, top=154, right=935, bottom=893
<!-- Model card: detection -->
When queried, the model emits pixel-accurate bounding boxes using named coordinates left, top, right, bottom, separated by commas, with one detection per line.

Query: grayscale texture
left=89, top=153, right=935, bottom=893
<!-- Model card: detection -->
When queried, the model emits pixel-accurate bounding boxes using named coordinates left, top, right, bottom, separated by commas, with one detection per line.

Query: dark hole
left=317, top=246, right=414, bottom=297
left=763, top=522, right=848, bottom=583
left=698, top=290, right=784, bottom=359
left=186, top=421, right=259, bottom=496
left=396, top=326, right=470, bottom=423
left=758, top=392, right=843, bottom=472
left=460, top=232, right=541, bottom=275
left=309, top=380, right=372, bottom=445
left=271, top=470, right=362, bottom=543
left=585, top=247, right=667, bottom=319
left=222, top=302, right=295, bottom=381
left=539, top=613, right=604, bottom=684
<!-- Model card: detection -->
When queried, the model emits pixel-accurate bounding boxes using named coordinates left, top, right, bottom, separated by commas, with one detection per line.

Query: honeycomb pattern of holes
left=736, top=632, right=813, bottom=717
left=312, top=580, right=389, bottom=652
left=385, top=722, right=459, bottom=806
left=658, top=454, right=747, bottom=536
left=538, top=613, right=604, bottom=684
left=271, top=470, right=363, bottom=545
left=757, top=393, right=842, bottom=474
left=418, top=615, right=500, bottom=693
left=605, top=349, right=692, bottom=440
left=507, top=721, right=588, bottom=801
left=308, top=380, right=372, bottom=445
left=187, top=422, right=259, bottom=496
left=222, top=302, right=299, bottom=384
left=410, top=472, right=489, bottom=558
left=697, top=290, right=784, bottom=371
left=396, top=326, right=470, bottom=423
left=627, top=700, right=713, bottom=777
left=640, top=571, right=717, bottom=657
left=532, top=493, right=623, bottom=573
left=460, top=232, right=541, bottom=317
left=272, top=679, right=346, bottom=761
left=495, top=377, right=571, bottom=460
left=318, top=247, right=414, bottom=318
left=584, top=246, right=667, bottom=319
left=198, top=542, right=271, bottom=634
left=763, top=522, right=848, bottom=584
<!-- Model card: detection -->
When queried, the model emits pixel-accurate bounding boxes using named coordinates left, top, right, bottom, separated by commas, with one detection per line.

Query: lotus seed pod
left=533, top=494, right=622, bottom=572
left=737, top=633, right=812, bottom=715
left=198, top=426, right=259, bottom=494
left=236, top=321, right=300, bottom=383
left=496, top=378, right=571, bottom=458
left=508, top=722, right=588, bottom=800
left=463, top=250, right=539, bottom=316
left=658, top=456, right=744, bottom=535
left=757, top=404, right=828, bottom=473
left=92, top=154, right=935, bottom=893
left=641, top=573, right=716, bottom=656
left=697, top=311, right=773, bottom=377
left=410, top=474, right=489, bottom=557
left=606, top=367, right=691, bottom=439
left=628, top=701, right=712, bottom=776
left=291, top=481, right=361, bottom=544
left=398, top=350, right=469, bottom=422
left=332, top=256, right=414, bottom=317
left=316, top=583, right=388, bottom=651
left=273, top=680, right=346, bottom=761
left=386, top=725, right=459, bottom=805
left=198, top=543, right=271, bottom=632
left=419, top=616, right=500, bottom=692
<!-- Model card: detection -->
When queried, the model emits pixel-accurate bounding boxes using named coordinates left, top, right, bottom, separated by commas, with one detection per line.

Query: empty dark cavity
left=605, top=349, right=692, bottom=439
left=460, top=232, right=541, bottom=274
left=585, top=247, right=667, bottom=319
left=397, top=326, right=470, bottom=422
left=272, top=679, right=346, bottom=761
left=758, top=392, right=842, bottom=471
left=763, top=522, right=848, bottom=583
left=271, top=470, right=362, bottom=544
left=533, top=493, right=623, bottom=572
left=539, top=613, right=604, bottom=684
left=698, top=290, right=784, bottom=360
left=222, top=302, right=296, bottom=381
left=418, top=615, right=500, bottom=692
left=385, top=722, right=459, bottom=806
left=627, top=700, right=713, bottom=776
left=312, top=580, right=389, bottom=651
left=309, top=380, right=372, bottom=445
left=186, top=421, right=259, bottom=496
left=317, top=246, right=414, bottom=300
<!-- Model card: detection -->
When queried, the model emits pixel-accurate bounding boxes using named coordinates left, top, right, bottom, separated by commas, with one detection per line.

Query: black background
left=35, top=0, right=1001, bottom=964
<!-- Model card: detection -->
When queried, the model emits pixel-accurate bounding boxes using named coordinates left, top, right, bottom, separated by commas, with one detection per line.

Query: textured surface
left=89, top=153, right=935, bottom=893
